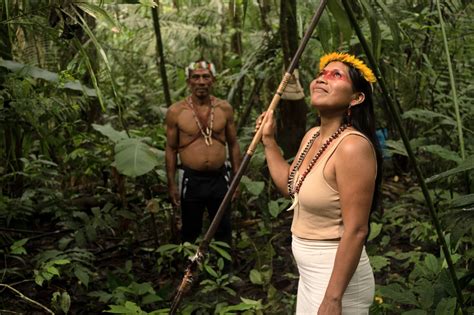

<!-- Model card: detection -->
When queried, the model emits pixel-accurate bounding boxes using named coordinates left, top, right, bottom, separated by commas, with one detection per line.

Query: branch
left=0, top=284, right=55, bottom=314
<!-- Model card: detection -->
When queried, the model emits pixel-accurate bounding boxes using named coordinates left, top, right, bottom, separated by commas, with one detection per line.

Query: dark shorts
left=180, top=165, right=232, bottom=244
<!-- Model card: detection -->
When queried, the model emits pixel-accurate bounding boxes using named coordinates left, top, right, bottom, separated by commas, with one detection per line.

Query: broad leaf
left=92, top=123, right=129, bottom=143
left=425, top=156, right=474, bottom=183
left=419, top=145, right=462, bottom=163
left=241, top=176, right=264, bottom=196
left=445, top=193, right=474, bottom=209
left=114, top=138, right=161, bottom=177
left=401, top=108, right=454, bottom=124
left=435, top=297, right=457, bottom=315
left=0, top=58, right=97, bottom=96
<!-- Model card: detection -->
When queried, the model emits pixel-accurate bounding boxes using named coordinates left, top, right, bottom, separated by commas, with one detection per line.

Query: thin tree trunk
left=151, top=2, right=172, bottom=107
left=229, top=0, right=244, bottom=112
left=277, top=0, right=307, bottom=159
left=1, top=1, right=23, bottom=197
left=257, top=0, right=271, bottom=34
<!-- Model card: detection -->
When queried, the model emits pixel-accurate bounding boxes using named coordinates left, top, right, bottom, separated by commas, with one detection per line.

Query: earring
left=346, top=106, right=352, bottom=126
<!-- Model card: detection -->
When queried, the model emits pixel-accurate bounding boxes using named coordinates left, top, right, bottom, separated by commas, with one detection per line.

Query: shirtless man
left=165, top=60, right=241, bottom=244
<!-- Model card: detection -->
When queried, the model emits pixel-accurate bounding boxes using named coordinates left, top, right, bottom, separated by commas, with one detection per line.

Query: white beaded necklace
left=186, top=96, right=216, bottom=146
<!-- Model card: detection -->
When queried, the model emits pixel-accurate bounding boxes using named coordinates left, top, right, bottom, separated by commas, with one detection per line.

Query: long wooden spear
left=169, top=1, right=329, bottom=313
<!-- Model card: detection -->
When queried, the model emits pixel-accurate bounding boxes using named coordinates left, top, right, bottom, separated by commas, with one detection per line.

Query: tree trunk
left=1, top=1, right=24, bottom=197
left=278, top=0, right=307, bottom=159
left=229, top=0, right=244, bottom=112
left=257, top=0, right=271, bottom=34
left=151, top=2, right=172, bottom=107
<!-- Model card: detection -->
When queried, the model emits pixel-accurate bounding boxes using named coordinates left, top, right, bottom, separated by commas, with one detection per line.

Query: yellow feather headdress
left=319, top=52, right=377, bottom=83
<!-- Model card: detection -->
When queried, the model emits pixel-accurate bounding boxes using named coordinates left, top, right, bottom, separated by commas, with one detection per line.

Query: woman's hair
left=346, top=66, right=383, bottom=217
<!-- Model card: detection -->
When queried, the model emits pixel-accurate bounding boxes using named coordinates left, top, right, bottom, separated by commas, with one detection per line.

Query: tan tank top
left=290, top=129, right=375, bottom=240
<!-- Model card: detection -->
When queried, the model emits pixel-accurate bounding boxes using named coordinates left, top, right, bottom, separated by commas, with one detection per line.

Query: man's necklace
left=287, top=124, right=349, bottom=210
left=186, top=96, right=216, bottom=146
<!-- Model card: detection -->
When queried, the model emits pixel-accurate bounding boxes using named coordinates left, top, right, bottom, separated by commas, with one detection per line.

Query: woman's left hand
left=317, top=297, right=342, bottom=315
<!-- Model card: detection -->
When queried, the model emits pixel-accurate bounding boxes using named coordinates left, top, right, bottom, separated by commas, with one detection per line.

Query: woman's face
left=310, top=61, right=356, bottom=111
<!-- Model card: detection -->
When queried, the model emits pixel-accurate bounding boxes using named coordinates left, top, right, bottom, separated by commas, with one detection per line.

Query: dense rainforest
left=0, top=0, right=473, bottom=314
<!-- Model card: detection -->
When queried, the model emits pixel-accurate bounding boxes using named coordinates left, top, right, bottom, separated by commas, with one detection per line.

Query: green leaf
left=204, top=264, right=218, bottom=278
left=268, top=200, right=281, bottom=218
left=139, top=0, right=158, bottom=7
left=368, top=222, right=383, bottom=241
left=114, top=138, right=161, bottom=177
left=75, top=2, right=120, bottom=31
left=47, top=266, right=60, bottom=276
left=435, top=297, right=457, bottom=315
left=401, top=310, right=427, bottom=315
left=209, top=243, right=232, bottom=261
left=401, top=108, right=453, bottom=124
left=445, top=193, right=474, bottom=209
left=385, top=139, right=408, bottom=156
left=419, top=145, right=462, bottom=163
left=142, top=293, right=163, bottom=304
left=92, top=123, right=129, bottom=143
left=379, top=283, right=419, bottom=306
left=60, top=291, right=71, bottom=314
left=249, top=269, right=263, bottom=285
left=74, top=267, right=90, bottom=287
left=425, top=156, right=474, bottom=183
left=157, top=244, right=178, bottom=254
left=360, top=0, right=381, bottom=59
left=85, top=224, right=97, bottom=242
left=241, top=176, right=264, bottom=196
left=424, top=254, right=440, bottom=275
left=369, top=255, right=390, bottom=272
left=105, top=301, right=145, bottom=314
left=0, top=58, right=97, bottom=96
left=327, top=0, right=352, bottom=42
left=315, top=9, right=332, bottom=52
left=375, top=0, right=401, bottom=48
left=10, top=238, right=28, bottom=255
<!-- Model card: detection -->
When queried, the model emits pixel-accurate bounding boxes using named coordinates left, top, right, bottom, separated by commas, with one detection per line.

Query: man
left=165, top=60, right=241, bottom=245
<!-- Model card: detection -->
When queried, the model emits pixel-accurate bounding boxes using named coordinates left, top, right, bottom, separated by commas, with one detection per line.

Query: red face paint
left=317, top=69, right=350, bottom=82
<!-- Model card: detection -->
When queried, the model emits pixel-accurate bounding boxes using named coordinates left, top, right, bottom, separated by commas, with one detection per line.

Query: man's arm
left=224, top=103, right=241, bottom=175
left=165, top=105, right=180, bottom=207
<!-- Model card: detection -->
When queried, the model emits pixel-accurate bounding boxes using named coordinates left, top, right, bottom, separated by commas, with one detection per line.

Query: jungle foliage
left=0, top=0, right=473, bottom=314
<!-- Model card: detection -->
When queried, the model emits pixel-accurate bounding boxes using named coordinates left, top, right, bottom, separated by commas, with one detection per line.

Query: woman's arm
left=318, top=135, right=376, bottom=315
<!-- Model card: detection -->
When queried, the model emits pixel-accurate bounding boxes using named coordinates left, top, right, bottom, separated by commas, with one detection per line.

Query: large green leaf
left=0, top=58, right=97, bottom=96
left=379, top=283, right=419, bottom=306
left=434, top=297, right=457, bottom=315
left=445, top=193, right=474, bottom=209
left=92, top=123, right=129, bottom=143
left=114, top=139, right=161, bottom=177
left=425, top=156, right=474, bottom=183
left=419, top=145, right=462, bottom=163
left=241, top=176, right=264, bottom=197
left=75, top=2, right=121, bottom=31
left=401, top=108, right=455, bottom=125
left=327, top=0, right=352, bottom=42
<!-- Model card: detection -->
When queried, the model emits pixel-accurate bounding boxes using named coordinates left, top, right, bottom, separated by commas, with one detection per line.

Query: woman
left=257, top=52, right=382, bottom=314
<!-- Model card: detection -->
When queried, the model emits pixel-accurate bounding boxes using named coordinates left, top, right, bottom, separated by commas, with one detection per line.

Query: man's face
left=187, top=68, right=214, bottom=99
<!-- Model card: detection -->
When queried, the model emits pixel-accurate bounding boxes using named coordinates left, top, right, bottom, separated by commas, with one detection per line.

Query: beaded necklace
left=287, top=124, right=349, bottom=210
left=186, top=96, right=216, bottom=146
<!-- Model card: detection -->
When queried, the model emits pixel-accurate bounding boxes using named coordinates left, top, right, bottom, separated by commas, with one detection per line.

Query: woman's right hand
left=255, top=110, right=276, bottom=145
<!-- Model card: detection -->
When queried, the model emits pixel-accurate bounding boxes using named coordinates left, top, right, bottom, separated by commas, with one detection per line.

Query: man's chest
left=178, top=108, right=227, bottom=135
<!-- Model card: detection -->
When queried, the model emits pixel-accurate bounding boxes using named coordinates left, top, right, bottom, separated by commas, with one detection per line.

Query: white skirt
left=292, top=235, right=374, bottom=314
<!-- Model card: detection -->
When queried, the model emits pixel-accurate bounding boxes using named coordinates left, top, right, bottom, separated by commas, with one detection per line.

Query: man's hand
left=168, top=184, right=180, bottom=207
